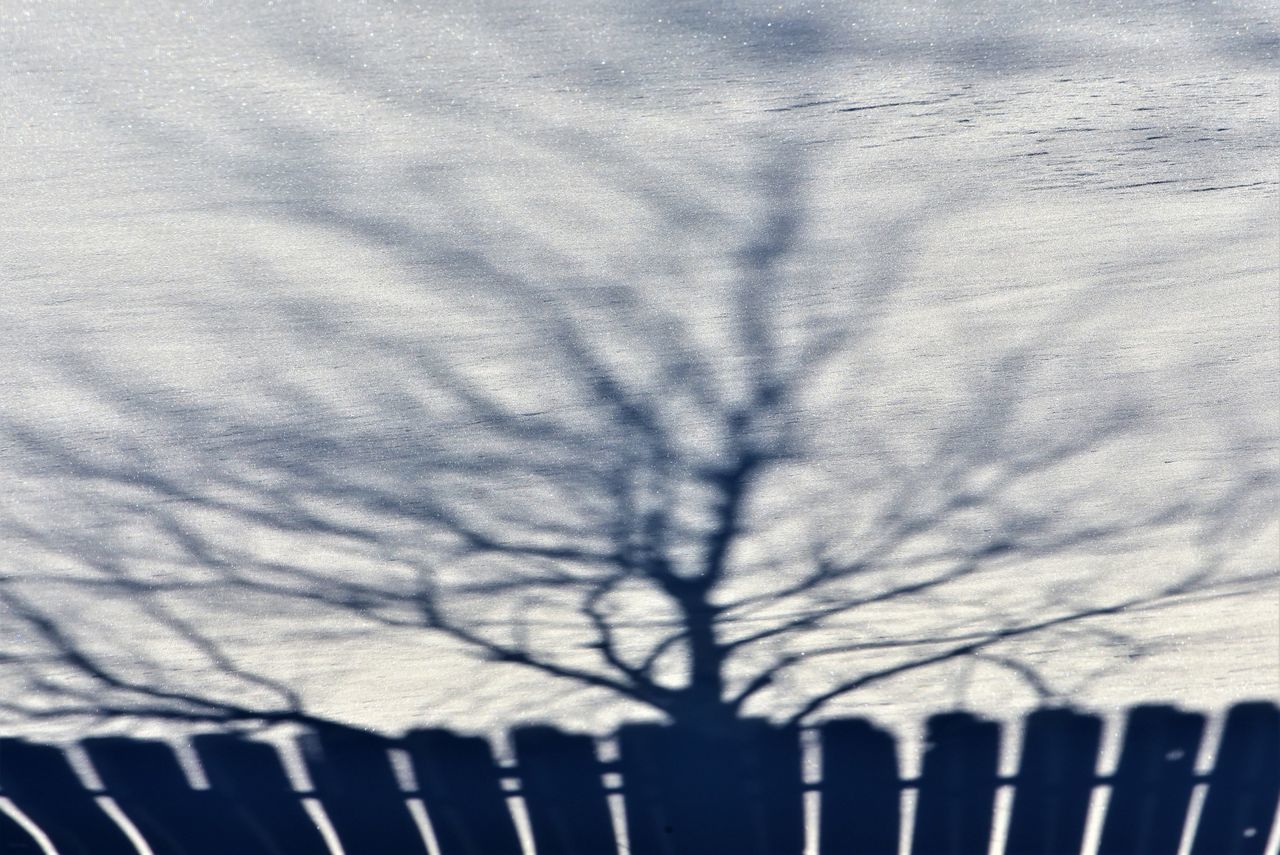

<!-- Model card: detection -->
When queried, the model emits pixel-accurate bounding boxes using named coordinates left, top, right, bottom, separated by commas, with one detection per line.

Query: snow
left=0, top=0, right=1276, bottom=743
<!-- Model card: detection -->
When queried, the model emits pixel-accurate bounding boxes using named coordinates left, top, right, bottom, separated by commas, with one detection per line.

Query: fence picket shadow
left=1097, top=705, right=1205, bottom=855
left=191, top=733, right=330, bottom=855
left=1190, top=701, right=1280, bottom=855
left=1005, top=707, right=1102, bottom=855
left=511, top=726, right=615, bottom=855
left=819, top=717, right=900, bottom=854
left=0, top=738, right=135, bottom=855
left=618, top=718, right=804, bottom=855
left=404, top=728, right=523, bottom=855
left=1, top=702, right=1276, bottom=855
left=911, top=712, right=1001, bottom=855
left=299, top=725, right=424, bottom=854
left=82, top=736, right=273, bottom=855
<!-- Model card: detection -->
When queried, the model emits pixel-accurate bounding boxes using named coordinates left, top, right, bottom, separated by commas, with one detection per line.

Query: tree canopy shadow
left=0, top=11, right=1275, bottom=737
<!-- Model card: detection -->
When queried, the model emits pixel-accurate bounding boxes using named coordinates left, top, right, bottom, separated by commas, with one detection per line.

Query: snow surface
left=0, top=0, right=1276, bottom=743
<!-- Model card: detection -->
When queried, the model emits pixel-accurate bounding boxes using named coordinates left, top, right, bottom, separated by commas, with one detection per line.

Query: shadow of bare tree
left=0, top=4, right=1275, bottom=738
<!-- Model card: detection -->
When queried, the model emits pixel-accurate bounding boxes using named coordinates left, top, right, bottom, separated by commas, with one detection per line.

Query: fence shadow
left=1, top=702, right=1276, bottom=855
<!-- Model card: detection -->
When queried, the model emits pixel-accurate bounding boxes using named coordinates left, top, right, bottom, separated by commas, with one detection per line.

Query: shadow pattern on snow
left=0, top=45, right=1275, bottom=733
